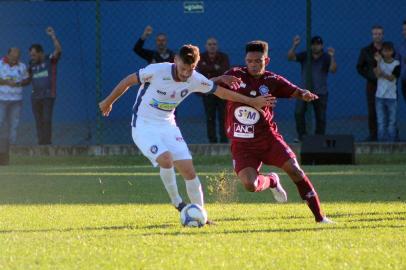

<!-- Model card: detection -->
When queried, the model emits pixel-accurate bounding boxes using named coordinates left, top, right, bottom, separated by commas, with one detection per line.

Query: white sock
left=160, top=167, right=182, bottom=206
left=185, top=176, right=204, bottom=207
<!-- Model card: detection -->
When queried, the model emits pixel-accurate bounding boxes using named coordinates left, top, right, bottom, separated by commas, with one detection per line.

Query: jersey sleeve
left=269, top=74, right=300, bottom=98
left=137, top=64, right=158, bottom=84
left=191, top=72, right=218, bottom=94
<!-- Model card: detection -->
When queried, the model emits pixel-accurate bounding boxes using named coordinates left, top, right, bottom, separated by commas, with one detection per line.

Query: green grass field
left=0, top=155, right=405, bottom=269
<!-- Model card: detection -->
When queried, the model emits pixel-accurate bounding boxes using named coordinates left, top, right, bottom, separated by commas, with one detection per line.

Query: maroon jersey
left=224, top=67, right=300, bottom=143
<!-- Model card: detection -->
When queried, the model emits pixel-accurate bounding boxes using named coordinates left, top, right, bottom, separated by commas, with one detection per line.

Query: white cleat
left=318, top=217, right=335, bottom=224
left=268, top=173, right=288, bottom=203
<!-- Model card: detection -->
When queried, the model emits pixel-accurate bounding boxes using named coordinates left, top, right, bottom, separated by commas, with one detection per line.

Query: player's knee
left=288, top=165, right=305, bottom=180
left=156, top=152, right=173, bottom=168
left=183, top=168, right=196, bottom=180
left=243, top=181, right=256, bottom=192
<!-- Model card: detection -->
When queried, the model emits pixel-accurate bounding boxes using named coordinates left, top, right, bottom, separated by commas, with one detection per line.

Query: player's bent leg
left=281, top=158, right=327, bottom=222
left=156, top=152, right=184, bottom=209
left=237, top=167, right=286, bottom=202
left=174, top=159, right=204, bottom=207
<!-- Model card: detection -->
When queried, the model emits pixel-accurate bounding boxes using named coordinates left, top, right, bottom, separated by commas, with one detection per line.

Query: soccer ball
left=180, top=204, right=208, bottom=227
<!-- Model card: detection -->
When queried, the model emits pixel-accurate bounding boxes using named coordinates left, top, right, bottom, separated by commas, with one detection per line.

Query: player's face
left=372, top=28, right=384, bottom=43
left=156, top=35, right=167, bottom=51
left=245, top=52, right=269, bottom=77
left=175, top=57, right=197, bottom=82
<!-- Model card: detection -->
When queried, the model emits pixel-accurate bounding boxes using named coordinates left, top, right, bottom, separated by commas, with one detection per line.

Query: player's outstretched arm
left=213, top=86, right=276, bottom=111
left=291, top=89, right=319, bottom=102
left=99, top=73, right=139, bottom=117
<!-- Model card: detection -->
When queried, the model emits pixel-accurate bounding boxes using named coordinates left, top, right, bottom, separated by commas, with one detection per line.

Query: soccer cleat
left=269, top=173, right=288, bottom=203
left=318, top=217, right=335, bottom=224
left=175, top=201, right=187, bottom=212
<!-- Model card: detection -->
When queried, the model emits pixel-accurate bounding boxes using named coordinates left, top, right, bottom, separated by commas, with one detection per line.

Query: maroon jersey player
left=225, top=40, right=333, bottom=223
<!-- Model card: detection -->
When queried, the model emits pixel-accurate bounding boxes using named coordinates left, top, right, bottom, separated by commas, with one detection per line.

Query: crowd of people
left=1, top=22, right=406, bottom=147
left=133, top=23, right=406, bottom=143
left=0, top=26, right=61, bottom=148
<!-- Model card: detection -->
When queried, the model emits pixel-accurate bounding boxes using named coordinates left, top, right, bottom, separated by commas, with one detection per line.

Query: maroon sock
left=254, top=174, right=277, bottom=192
left=294, top=175, right=324, bottom=222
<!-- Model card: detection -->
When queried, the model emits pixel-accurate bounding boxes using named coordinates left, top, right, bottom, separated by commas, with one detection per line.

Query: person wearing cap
left=357, top=25, right=384, bottom=141
left=374, top=42, right=400, bottom=142
left=288, top=35, right=337, bottom=142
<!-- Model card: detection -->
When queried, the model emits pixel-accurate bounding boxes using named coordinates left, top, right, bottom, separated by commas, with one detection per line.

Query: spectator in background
left=29, top=26, right=62, bottom=145
left=288, top=35, right=337, bottom=142
left=397, top=20, right=406, bottom=104
left=197, top=37, right=230, bottom=143
left=133, top=25, right=175, bottom=64
left=357, top=25, right=384, bottom=141
left=374, top=42, right=400, bottom=142
left=0, top=48, right=30, bottom=144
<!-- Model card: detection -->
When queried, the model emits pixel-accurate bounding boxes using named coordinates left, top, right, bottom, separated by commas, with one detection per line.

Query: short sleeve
left=269, top=74, right=300, bottom=98
left=191, top=72, right=217, bottom=94
left=295, top=52, right=306, bottom=63
left=392, top=63, right=401, bottom=78
left=137, top=64, right=158, bottom=84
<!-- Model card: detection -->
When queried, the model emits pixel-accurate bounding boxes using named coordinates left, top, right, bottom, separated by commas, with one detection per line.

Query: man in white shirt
left=99, top=44, right=274, bottom=222
left=0, top=48, right=30, bottom=145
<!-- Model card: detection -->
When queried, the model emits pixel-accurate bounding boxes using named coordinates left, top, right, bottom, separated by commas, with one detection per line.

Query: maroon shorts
left=231, top=136, right=296, bottom=174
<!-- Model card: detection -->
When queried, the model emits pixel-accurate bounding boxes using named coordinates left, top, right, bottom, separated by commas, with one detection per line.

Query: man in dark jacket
left=357, top=25, right=384, bottom=141
left=197, top=38, right=230, bottom=143
left=133, top=25, right=175, bottom=64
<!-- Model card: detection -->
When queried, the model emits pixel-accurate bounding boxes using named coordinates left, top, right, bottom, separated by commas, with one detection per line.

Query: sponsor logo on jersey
left=250, top=91, right=257, bottom=96
left=234, top=106, right=260, bottom=125
left=240, top=82, right=247, bottom=88
left=163, top=77, right=171, bottom=81
left=233, top=123, right=254, bottom=138
left=259, top=85, right=269, bottom=96
left=180, top=89, right=189, bottom=97
left=149, top=98, right=177, bottom=111
left=157, top=90, right=167, bottom=95
left=150, top=145, right=158, bottom=154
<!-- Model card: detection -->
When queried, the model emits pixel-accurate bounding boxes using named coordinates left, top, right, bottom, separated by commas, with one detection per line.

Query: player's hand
left=46, top=26, right=56, bottom=37
left=99, top=99, right=113, bottom=117
left=142, top=25, right=153, bottom=39
left=217, top=75, right=242, bottom=90
left=292, top=35, right=301, bottom=47
left=301, top=90, right=318, bottom=102
left=250, top=94, right=276, bottom=112
left=327, top=47, right=335, bottom=57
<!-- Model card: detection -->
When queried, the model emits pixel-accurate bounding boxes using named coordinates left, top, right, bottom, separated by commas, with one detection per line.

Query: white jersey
left=376, top=59, right=400, bottom=99
left=131, top=62, right=217, bottom=126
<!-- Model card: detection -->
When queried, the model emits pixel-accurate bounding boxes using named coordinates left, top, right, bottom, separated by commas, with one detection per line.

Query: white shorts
left=132, top=117, right=192, bottom=167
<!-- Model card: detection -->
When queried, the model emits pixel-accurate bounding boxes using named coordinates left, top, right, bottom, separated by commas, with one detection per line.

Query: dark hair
left=29, top=44, right=44, bottom=53
left=382, top=41, right=394, bottom=50
left=245, top=40, right=268, bottom=57
left=178, top=44, right=200, bottom=64
left=403, top=20, right=406, bottom=25
left=371, top=25, right=384, bottom=31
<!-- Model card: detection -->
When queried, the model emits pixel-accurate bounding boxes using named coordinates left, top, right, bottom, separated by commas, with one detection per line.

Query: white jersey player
left=99, top=44, right=274, bottom=223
